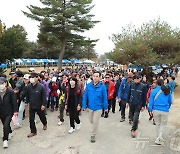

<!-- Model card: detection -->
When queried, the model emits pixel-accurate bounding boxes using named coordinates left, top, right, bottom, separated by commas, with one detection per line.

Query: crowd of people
left=0, top=66, right=177, bottom=148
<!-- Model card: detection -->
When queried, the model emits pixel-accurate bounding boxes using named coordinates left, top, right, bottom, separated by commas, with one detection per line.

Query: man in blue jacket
left=127, top=73, right=146, bottom=138
left=82, top=71, right=108, bottom=143
left=118, top=72, right=133, bottom=122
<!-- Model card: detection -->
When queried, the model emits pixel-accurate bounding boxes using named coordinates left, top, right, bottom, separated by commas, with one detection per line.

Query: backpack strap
left=154, top=89, right=162, bottom=101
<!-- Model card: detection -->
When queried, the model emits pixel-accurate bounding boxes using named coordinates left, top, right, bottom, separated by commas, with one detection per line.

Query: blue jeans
left=50, top=96, right=58, bottom=109
left=17, top=101, right=25, bottom=125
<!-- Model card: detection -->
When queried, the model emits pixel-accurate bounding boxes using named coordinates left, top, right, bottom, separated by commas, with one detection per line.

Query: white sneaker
left=155, top=137, right=163, bottom=145
left=8, top=132, right=14, bottom=140
left=15, top=123, right=22, bottom=129
left=3, top=140, right=8, bottom=148
left=68, top=127, right=75, bottom=134
left=58, top=121, right=63, bottom=126
left=76, top=123, right=81, bottom=130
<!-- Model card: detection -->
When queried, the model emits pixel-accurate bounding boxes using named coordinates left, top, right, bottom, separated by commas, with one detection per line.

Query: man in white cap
left=15, top=74, right=30, bottom=128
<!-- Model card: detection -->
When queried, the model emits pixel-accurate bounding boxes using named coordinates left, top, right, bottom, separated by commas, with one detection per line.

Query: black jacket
left=127, top=82, right=146, bottom=107
left=65, top=85, right=82, bottom=108
left=114, top=79, right=121, bottom=98
left=0, top=88, right=18, bottom=117
left=26, top=82, right=47, bottom=109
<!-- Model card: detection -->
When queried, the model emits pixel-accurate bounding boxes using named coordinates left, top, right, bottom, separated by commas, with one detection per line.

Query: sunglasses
left=134, top=77, right=140, bottom=79
left=105, top=77, right=110, bottom=79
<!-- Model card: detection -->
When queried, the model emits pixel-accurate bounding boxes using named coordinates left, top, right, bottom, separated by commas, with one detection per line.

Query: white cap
left=23, top=74, right=30, bottom=80
left=29, top=67, right=35, bottom=71
left=52, top=77, right=57, bottom=82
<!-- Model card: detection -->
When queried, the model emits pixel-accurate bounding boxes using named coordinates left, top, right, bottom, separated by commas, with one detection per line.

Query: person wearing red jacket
left=102, top=73, right=115, bottom=118
left=49, top=77, right=58, bottom=112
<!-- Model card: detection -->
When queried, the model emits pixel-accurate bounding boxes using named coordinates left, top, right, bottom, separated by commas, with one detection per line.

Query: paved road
left=0, top=104, right=179, bottom=154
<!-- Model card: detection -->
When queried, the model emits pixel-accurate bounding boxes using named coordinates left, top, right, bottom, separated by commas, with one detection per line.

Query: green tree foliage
left=23, top=0, right=98, bottom=69
left=0, top=25, right=28, bottom=63
left=108, top=19, right=180, bottom=72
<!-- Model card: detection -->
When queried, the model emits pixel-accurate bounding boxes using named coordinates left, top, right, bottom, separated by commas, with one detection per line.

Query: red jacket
left=103, top=80, right=115, bottom=100
left=50, top=83, right=58, bottom=97
left=146, top=86, right=154, bottom=102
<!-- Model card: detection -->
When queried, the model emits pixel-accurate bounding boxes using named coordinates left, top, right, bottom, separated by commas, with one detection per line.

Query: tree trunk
left=143, top=65, right=152, bottom=83
left=58, top=39, right=66, bottom=70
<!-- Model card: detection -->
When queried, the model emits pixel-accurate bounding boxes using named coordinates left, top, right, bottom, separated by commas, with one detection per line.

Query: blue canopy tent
left=71, top=59, right=82, bottom=64
left=0, top=63, right=7, bottom=69
left=42, top=59, right=49, bottom=63
left=62, top=59, right=70, bottom=63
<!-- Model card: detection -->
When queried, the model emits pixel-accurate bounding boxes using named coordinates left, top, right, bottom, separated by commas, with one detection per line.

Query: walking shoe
left=58, top=121, right=63, bottom=126
left=149, top=116, right=153, bottom=121
left=90, top=135, right=96, bottom=143
left=76, top=123, right=81, bottom=130
left=43, top=124, right=47, bottom=130
left=8, top=132, right=14, bottom=140
left=15, top=123, right=22, bottom=129
left=68, top=127, right=75, bottom=134
left=129, top=120, right=133, bottom=125
left=155, top=137, right=163, bottom=145
left=3, top=140, right=8, bottom=148
left=131, top=130, right=136, bottom=138
left=153, top=119, right=156, bottom=125
left=104, top=112, right=108, bottom=118
left=55, top=107, right=58, bottom=111
left=66, top=112, right=69, bottom=116
left=120, top=118, right=125, bottom=122
left=27, top=133, right=37, bottom=138
left=101, top=113, right=104, bottom=117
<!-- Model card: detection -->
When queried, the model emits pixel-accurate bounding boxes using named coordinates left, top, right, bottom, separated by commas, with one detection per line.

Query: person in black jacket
left=127, top=73, right=146, bottom=138
left=0, top=77, right=18, bottom=148
left=65, top=77, right=82, bottom=134
left=26, top=73, right=47, bottom=138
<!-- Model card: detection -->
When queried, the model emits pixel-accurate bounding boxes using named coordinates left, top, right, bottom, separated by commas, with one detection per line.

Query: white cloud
left=1, top=0, right=180, bottom=55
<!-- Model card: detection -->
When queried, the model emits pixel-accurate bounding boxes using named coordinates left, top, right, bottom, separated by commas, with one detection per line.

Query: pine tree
left=23, top=0, right=99, bottom=69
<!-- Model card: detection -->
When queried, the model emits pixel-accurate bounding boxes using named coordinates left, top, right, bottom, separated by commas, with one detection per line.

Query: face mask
left=0, top=84, right=6, bottom=92
left=30, top=78, right=35, bottom=84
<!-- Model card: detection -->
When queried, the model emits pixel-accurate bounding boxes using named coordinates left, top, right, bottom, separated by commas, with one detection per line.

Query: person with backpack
left=127, top=73, right=146, bottom=138
left=148, top=79, right=172, bottom=145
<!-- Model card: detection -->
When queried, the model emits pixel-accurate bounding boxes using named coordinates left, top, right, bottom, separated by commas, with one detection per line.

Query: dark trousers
left=59, top=102, right=65, bottom=122
left=50, top=96, right=58, bottom=109
left=47, top=96, right=50, bottom=108
left=120, top=99, right=126, bottom=119
left=129, top=104, right=141, bottom=131
left=0, top=116, right=12, bottom=141
left=69, top=107, right=80, bottom=129
left=29, top=109, right=47, bottom=133
left=102, top=99, right=113, bottom=114
left=111, top=97, right=116, bottom=112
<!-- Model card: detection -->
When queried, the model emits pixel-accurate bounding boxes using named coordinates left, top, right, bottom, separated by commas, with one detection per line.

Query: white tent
left=83, top=60, right=95, bottom=64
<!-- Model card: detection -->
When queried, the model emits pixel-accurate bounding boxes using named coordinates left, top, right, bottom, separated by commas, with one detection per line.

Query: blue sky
left=1, top=0, right=180, bottom=55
